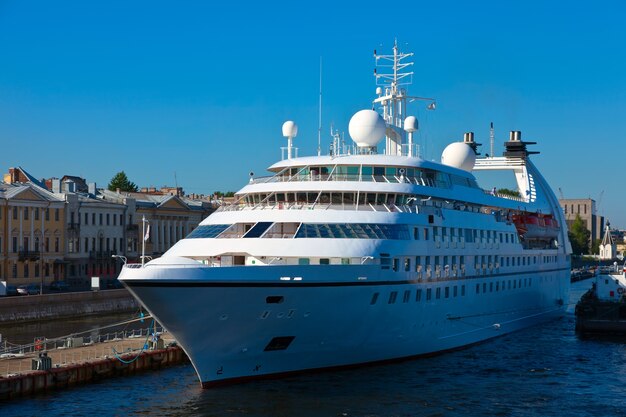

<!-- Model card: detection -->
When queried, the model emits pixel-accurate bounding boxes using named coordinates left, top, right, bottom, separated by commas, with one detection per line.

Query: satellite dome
left=441, top=142, right=476, bottom=172
left=348, top=110, right=386, bottom=147
left=404, top=116, right=418, bottom=133
left=282, top=121, right=298, bottom=138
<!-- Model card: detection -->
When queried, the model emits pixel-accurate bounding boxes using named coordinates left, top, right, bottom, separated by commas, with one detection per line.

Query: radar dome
left=441, top=142, right=476, bottom=172
left=348, top=110, right=386, bottom=147
left=404, top=116, right=418, bottom=132
left=282, top=121, right=298, bottom=138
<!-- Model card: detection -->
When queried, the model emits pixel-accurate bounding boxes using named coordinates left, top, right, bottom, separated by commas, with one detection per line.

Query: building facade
left=559, top=198, right=605, bottom=248
left=0, top=182, right=66, bottom=287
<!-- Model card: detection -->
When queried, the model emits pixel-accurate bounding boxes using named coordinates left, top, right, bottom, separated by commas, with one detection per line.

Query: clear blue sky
left=1, top=1, right=625, bottom=227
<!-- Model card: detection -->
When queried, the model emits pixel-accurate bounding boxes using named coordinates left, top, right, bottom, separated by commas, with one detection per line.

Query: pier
left=0, top=322, right=187, bottom=400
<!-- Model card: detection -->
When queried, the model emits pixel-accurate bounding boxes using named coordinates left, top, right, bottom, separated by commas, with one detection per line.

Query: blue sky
left=1, top=1, right=625, bottom=227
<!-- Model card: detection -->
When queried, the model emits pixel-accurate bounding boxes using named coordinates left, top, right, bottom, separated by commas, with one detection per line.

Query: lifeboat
left=512, top=213, right=560, bottom=239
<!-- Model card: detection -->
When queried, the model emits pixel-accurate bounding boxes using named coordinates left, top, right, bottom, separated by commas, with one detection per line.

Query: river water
left=2, top=279, right=625, bottom=417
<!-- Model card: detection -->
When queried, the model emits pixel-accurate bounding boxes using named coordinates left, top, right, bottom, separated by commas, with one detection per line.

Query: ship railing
left=249, top=173, right=438, bottom=188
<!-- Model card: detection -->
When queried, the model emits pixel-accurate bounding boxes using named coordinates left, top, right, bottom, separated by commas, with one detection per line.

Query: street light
left=111, top=254, right=127, bottom=265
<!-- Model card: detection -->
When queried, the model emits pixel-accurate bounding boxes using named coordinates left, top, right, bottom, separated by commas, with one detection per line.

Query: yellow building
left=0, top=181, right=66, bottom=287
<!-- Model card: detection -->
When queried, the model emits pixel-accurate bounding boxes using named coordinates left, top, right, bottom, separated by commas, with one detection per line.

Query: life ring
left=34, top=338, right=44, bottom=351
left=618, top=287, right=625, bottom=295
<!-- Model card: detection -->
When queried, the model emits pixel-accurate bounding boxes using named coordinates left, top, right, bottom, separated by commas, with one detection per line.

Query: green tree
left=497, top=188, right=521, bottom=197
left=568, top=214, right=590, bottom=255
left=108, top=171, right=138, bottom=192
left=590, top=239, right=601, bottom=255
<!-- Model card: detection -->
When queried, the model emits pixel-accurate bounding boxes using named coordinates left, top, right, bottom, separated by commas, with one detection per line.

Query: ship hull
left=121, top=264, right=569, bottom=386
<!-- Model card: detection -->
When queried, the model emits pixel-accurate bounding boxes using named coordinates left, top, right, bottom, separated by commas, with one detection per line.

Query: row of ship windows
left=279, top=165, right=477, bottom=188
left=370, top=277, right=535, bottom=305
left=382, top=254, right=559, bottom=272
left=188, top=223, right=520, bottom=243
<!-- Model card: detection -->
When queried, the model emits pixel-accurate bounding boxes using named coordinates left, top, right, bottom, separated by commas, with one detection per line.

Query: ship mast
left=372, top=40, right=435, bottom=157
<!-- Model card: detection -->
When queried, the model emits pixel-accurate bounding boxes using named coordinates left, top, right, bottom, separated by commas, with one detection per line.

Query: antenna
left=318, top=56, right=322, bottom=157
left=174, top=171, right=178, bottom=189
left=489, top=122, right=494, bottom=158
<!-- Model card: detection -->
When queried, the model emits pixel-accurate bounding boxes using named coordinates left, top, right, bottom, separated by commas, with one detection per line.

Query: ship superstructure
left=119, top=41, right=571, bottom=387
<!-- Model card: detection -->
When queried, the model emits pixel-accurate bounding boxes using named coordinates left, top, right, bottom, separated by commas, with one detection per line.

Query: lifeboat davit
left=512, top=213, right=560, bottom=239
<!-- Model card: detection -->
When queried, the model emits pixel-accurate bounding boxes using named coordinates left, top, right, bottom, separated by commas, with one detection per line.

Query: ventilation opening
left=264, top=336, right=295, bottom=351
left=266, top=296, right=284, bottom=304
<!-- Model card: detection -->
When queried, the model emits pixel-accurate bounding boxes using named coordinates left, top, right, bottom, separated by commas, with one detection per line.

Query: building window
left=113, top=214, right=117, bottom=226
left=55, top=238, right=59, bottom=252
left=55, top=208, right=59, bottom=221
left=35, top=264, right=39, bottom=277
left=99, top=213, right=103, bottom=225
left=12, top=264, right=17, bottom=278
left=92, top=213, right=96, bottom=224
left=12, top=237, right=17, bottom=253
left=13, top=207, right=18, bottom=220
left=34, top=207, right=39, bottom=220
left=24, top=263, right=29, bottom=278
left=107, top=214, right=110, bottom=225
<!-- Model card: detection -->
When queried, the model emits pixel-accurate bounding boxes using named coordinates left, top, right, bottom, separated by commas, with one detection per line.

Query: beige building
left=0, top=180, right=66, bottom=287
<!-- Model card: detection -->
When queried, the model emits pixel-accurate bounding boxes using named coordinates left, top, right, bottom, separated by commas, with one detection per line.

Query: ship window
left=483, top=283, right=487, bottom=293
left=476, top=283, right=480, bottom=294
left=414, top=227, right=419, bottom=240
left=370, top=292, right=379, bottom=305
left=453, top=286, right=458, bottom=297
left=264, top=336, right=295, bottom=352
left=436, top=288, right=441, bottom=299
left=298, top=258, right=310, bottom=265
left=461, top=285, right=466, bottom=296
left=388, top=291, right=398, bottom=304
left=416, top=289, right=422, bottom=302
left=380, top=254, right=391, bottom=270
left=403, top=290, right=411, bottom=303
left=392, top=258, right=399, bottom=272
left=404, top=258, right=411, bottom=271
left=489, top=282, right=493, bottom=292
left=444, top=287, right=449, bottom=298
left=186, top=224, right=230, bottom=239
left=341, top=258, right=350, bottom=265
left=424, top=228, right=429, bottom=240
left=266, top=296, right=284, bottom=304
left=243, top=222, right=273, bottom=238
left=496, top=282, right=500, bottom=291
left=426, top=288, right=432, bottom=300
left=320, top=258, right=330, bottom=265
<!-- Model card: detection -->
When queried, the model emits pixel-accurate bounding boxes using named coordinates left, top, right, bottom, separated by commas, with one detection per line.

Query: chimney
left=51, top=178, right=61, bottom=193
left=88, top=182, right=96, bottom=195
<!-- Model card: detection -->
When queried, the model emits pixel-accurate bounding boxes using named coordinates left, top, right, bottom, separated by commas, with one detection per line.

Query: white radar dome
left=348, top=109, right=386, bottom=147
left=441, top=142, right=476, bottom=172
left=404, top=116, right=418, bottom=132
left=282, top=121, right=298, bottom=138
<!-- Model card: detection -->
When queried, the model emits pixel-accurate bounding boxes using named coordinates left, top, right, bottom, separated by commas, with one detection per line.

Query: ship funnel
left=463, top=132, right=475, bottom=143
left=510, top=131, right=521, bottom=142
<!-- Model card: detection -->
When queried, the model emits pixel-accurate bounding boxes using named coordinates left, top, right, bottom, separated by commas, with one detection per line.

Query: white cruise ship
left=119, top=42, right=572, bottom=387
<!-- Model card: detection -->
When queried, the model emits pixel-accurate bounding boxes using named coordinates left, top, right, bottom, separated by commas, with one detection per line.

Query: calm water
left=3, top=279, right=626, bottom=417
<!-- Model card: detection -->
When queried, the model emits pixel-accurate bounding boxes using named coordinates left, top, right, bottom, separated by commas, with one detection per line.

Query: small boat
left=575, top=262, right=626, bottom=334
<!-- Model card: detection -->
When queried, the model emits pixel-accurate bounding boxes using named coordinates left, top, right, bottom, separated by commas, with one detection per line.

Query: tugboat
left=575, top=261, right=626, bottom=334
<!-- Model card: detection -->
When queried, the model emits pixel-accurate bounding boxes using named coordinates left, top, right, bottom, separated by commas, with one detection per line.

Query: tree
left=108, top=171, right=138, bottom=192
left=591, top=239, right=601, bottom=255
left=497, top=188, right=521, bottom=198
left=568, top=214, right=591, bottom=255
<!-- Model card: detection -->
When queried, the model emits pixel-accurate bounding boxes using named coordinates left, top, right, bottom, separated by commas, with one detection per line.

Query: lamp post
left=141, top=215, right=150, bottom=267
